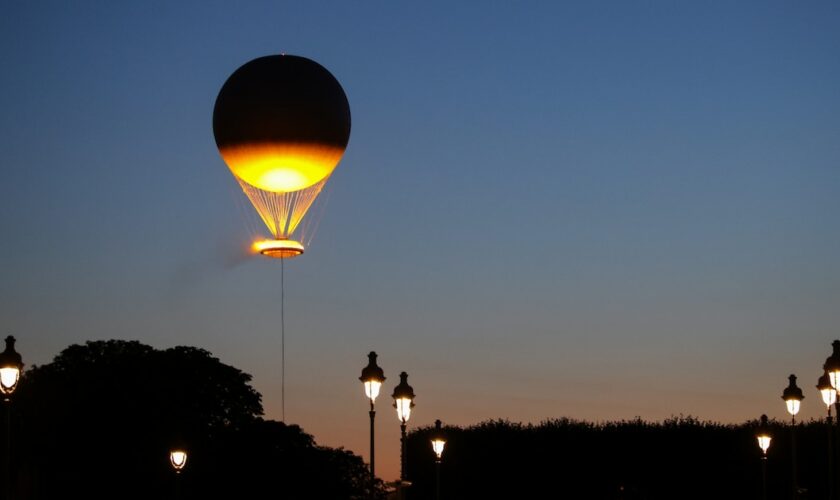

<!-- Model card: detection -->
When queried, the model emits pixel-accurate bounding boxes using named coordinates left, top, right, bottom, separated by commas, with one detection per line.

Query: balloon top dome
left=213, top=55, right=351, bottom=193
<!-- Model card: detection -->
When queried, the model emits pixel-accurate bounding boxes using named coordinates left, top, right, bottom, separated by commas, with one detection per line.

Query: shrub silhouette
left=406, top=416, right=834, bottom=500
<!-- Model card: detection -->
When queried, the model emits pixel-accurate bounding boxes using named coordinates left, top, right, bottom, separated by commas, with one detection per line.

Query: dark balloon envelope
left=213, top=55, right=351, bottom=153
left=213, top=54, right=351, bottom=257
left=213, top=54, right=351, bottom=193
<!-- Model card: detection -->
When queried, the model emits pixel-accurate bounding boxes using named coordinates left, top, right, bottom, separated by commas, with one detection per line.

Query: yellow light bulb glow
left=785, top=399, right=801, bottom=416
left=221, top=143, right=343, bottom=193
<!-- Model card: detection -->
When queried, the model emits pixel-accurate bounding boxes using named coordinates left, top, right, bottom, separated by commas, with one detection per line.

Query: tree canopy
left=9, top=340, right=382, bottom=500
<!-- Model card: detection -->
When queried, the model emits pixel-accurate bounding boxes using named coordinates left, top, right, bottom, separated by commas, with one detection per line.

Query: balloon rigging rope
left=281, top=255, right=286, bottom=422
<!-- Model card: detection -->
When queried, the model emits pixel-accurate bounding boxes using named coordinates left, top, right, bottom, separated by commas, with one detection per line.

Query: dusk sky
left=2, top=1, right=839, bottom=481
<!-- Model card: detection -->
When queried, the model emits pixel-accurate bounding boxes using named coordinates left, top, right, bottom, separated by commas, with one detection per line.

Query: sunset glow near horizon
left=2, top=1, right=839, bottom=482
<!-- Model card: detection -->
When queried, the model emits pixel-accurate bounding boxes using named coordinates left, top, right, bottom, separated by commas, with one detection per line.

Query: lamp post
left=0, top=336, right=23, bottom=500
left=819, top=372, right=838, bottom=419
left=392, top=372, right=415, bottom=500
left=825, top=341, right=840, bottom=500
left=825, top=341, right=840, bottom=419
left=757, top=414, right=772, bottom=500
left=359, top=351, right=385, bottom=496
left=170, top=448, right=187, bottom=500
left=819, top=372, right=837, bottom=500
left=430, top=419, right=446, bottom=500
left=782, top=374, right=804, bottom=500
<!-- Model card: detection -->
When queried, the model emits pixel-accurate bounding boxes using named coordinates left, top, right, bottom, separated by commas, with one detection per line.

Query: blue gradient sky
left=2, top=1, right=839, bottom=480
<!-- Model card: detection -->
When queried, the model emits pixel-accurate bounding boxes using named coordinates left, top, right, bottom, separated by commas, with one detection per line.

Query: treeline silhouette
left=9, top=339, right=835, bottom=500
left=6, top=340, right=384, bottom=500
left=406, top=416, right=835, bottom=500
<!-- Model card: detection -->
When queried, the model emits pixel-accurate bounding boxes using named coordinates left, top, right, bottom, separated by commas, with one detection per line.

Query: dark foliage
left=405, top=416, right=836, bottom=500
left=7, top=340, right=384, bottom=500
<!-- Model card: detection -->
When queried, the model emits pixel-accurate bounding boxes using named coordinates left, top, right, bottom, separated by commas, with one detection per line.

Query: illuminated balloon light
left=253, top=238, right=305, bottom=259
left=213, top=54, right=350, bottom=257
left=220, top=143, right=345, bottom=193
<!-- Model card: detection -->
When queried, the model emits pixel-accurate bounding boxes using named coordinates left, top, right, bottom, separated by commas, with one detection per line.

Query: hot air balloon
left=213, top=54, right=351, bottom=258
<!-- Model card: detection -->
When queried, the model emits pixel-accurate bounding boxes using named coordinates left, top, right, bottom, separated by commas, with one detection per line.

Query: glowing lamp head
left=757, top=435, right=772, bottom=454
left=782, top=374, right=804, bottom=417
left=359, top=352, right=386, bottom=404
left=431, top=419, right=446, bottom=461
left=170, top=449, right=187, bottom=473
left=0, top=336, right=23, bottom=397
left=365, top=381, right=382, bottom=403
left=817, top=372, right=837, bottom=409
left=253, top=238, right=304, bottom=259
left=756, top=414, right=772, bottom=456
left=824, top=340, right=840, bottom=389
left=392, top=372, right=416, bottom=424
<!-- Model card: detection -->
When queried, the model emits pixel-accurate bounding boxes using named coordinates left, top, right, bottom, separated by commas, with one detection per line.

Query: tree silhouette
left=405, top=416, right=835, bottom=500
left=9, top=340, right=383, bottom=500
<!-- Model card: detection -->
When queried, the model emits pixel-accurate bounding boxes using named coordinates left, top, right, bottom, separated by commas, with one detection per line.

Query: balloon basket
left=253, top=239, right=304, bottom=259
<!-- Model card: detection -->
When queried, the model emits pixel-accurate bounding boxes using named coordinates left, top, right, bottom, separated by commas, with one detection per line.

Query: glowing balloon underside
left=220, top=142, right=344, bottom=193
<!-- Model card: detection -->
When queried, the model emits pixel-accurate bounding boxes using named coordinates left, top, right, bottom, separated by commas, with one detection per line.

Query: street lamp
left=430, top=419, right=446, bottom=500
left=170, top=448, right=187, bottom=500
left=359, top=352, right=385, bottom=491
left=0, top=336, right=23, bottom=500
left=782, top=374, right=803, bottom=500
left=782, top=374, right=803, bottom=422
left=392, top=372, right=415, bottom=499
left=824, top=341, right=840, bottom=392
left=0, top=336, right=23, bottom=401
left=756, top=414, right=772, bottom=500
left=819, top=372, right=838, bottom=418
left=170, top=449, right=187, bottom=473
left=824, top=340, right=840, bottom=436
left=822, top=344, right=840, bottom=500
left=431, top=419, right=446, bottom=461
left=818, top=374, right=837, bottom=500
